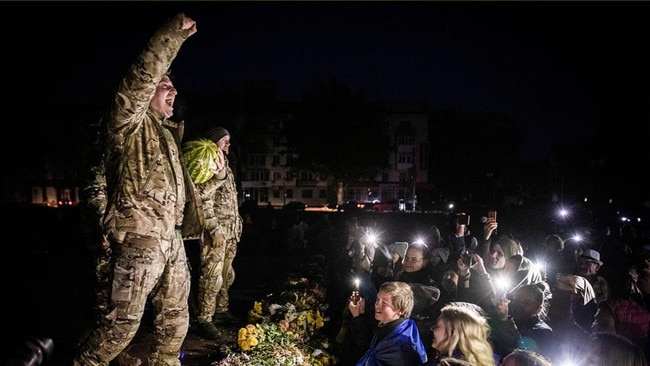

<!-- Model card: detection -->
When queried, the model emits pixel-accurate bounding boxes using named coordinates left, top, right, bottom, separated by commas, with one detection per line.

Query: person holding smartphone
left=446, top=213, right=479, bottom=272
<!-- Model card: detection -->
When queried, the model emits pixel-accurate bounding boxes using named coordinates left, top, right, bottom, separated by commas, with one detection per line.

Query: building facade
left=238, top=102, right=433, bottom=211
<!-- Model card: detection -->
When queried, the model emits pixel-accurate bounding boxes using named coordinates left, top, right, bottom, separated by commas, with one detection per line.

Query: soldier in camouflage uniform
left=74, top=13, right=198, bottom=366
left=78, top=121, right=144, bottom=366
left=78, top=118, right=114, bottom=321
left=189, top=127, right=243, bottom=339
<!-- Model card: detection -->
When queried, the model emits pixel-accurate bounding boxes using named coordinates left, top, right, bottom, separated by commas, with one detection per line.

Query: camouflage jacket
left=103, top=14, right=196, bottom=242
left=193, top=158, right=243, bottom=242
left=80, top=119, right=203, bottom=250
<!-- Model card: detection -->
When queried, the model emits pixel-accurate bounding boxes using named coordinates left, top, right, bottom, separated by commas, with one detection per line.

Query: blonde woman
left=431, top=302, right=497, bottom=366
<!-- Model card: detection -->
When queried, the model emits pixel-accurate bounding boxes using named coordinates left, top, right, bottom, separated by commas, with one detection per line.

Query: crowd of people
left=321, top=211, right=650, bottom=366
left=71, top=10, right=650, bottom=366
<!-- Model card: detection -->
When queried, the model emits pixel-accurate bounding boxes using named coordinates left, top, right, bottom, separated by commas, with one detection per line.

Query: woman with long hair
left=431, top=302, right=497, bottom=366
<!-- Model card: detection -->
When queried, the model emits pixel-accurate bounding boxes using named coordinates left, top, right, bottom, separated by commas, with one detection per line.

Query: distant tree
left=287, top=78, right=391, bottom=204
left=429, top=108, right=523, bottom=206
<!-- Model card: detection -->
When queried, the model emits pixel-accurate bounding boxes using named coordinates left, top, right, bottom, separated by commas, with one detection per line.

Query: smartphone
left=462, top=251, right=473, bottom=266
left=488, top=210, right=497, bottom=222
left=457, top=214, right=470, bottom=226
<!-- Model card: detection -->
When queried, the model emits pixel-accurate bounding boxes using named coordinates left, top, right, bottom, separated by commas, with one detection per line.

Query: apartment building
left=238, top=102, right=433, bottom=211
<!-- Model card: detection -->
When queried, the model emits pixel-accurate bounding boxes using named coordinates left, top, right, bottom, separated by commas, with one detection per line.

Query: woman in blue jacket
left=349, top=281, right=428, bottom=366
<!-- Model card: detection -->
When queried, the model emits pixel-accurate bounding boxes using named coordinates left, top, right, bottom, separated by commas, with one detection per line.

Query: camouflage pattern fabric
left=75, top=232, right=190, bottom=366
left=74, top=13, right=193, bottom=366
left=216, top=235, right=239, bottom=313
left=77, top=120, right=115, bottom=320
left=194, top=160, right=243, bottom=321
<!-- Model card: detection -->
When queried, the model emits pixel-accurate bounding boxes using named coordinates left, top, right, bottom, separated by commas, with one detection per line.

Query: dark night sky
left=3, top=1, right=649, bottom=163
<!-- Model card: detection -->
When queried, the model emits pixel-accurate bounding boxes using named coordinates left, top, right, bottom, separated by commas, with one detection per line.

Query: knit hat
left=373, top=244, right=393, bottom=266
left=206, top=127, right=230, bottom=144
left=389, top=242, right=408, bottom=260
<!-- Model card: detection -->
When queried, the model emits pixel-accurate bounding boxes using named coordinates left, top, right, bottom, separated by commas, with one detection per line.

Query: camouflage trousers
left=74, top=230, right=190, bottom=366
left=215, top=236, right=238, bottom=313
left=195, top=232, right=226, bottom=323
left=196, top=231, right=239, bottom=321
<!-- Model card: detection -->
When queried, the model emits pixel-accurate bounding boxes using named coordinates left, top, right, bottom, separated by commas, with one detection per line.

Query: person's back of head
left=544, top=234, right=564, bottom=252
left=501, top=349, right=551, bottom=366
left=435, top=303, right=495, bottom=366
left=429, top=225, right=444, bottom=248
left=372, top=243, right=394, bottom=278
left=510, top=283, right=548, bottom=321
left=432, top=247, right=451, bottom=266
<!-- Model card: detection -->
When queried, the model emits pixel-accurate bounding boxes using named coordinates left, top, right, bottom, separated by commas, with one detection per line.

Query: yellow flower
left=226, top=279, right=335, bottom=364
left=237, top=324, right=262, bottom=351
left=248, top=301, right=265, bottom=323
left=249, top=335, right=259, bottom=347
left=314, top=311, right=324, bottom=329
left=253, top=301, right=262, bottom=314
left=306, top=311, right=313, bottom=321
left=238, top=337, right=253, bottom=351
left=238, top=327, right=248, bottom=340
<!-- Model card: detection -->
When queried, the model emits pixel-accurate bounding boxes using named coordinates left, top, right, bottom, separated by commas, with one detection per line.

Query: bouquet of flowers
left=215, top=278, right=334, bottom=366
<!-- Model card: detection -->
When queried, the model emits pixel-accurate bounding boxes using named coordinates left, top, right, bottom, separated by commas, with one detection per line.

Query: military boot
left=195, top=321, right=221, bottom=340
left=213, top=311, right=242, bottom=325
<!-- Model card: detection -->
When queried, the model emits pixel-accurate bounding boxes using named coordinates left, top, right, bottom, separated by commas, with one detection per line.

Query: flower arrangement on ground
left=214, top=278, right=335, bottom=366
